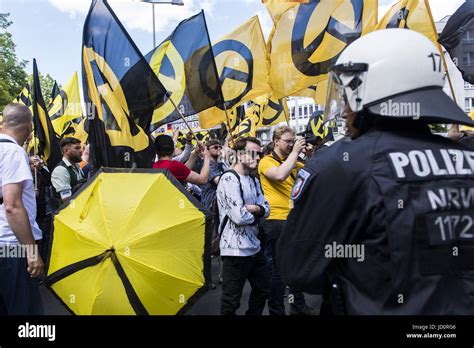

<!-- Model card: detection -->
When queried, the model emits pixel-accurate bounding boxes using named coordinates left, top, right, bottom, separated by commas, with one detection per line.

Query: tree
left=28, top=72, right=59, bottom=104
left=0, top=13, right=28, bottom=111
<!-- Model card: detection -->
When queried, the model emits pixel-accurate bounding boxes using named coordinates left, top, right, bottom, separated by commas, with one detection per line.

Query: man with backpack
left=216, top=137, right=270, bottom=315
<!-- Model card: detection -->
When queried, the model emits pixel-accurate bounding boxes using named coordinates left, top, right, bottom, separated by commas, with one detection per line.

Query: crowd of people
left=1, top=29, right=474, bottom=316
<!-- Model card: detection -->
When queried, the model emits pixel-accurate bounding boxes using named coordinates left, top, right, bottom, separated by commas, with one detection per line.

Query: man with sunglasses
left=258, top=125, right=314, bottom=315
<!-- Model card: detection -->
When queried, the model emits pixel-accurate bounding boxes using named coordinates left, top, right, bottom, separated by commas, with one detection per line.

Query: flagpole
left=201, top=9, right=235, bottom=148
left=425, top=0, right=460, bottom=133
left=425, top=0, right=457, bottom=104
left=166, top=94, right=202, bottom=145
left=221, top=103, right=236, bottom=146
left=33, top=135, right=38, bottom=192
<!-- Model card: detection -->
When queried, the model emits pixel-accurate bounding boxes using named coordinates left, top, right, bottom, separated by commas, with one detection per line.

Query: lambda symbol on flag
left=201, top=39, right=254, bottom=110
left=291, top=0, right=364, bottom=77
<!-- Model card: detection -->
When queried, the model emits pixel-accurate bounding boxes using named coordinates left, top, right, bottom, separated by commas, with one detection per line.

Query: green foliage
left=0, top=13, right=28, bottom=111
left=28, top=72, right=58, bottom=104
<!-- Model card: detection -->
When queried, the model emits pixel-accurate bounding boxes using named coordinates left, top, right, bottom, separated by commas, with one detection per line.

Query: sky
left=0, top=0, right=467, bottom=88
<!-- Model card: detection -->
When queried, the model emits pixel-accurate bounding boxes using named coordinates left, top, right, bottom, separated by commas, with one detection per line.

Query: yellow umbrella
left=44, top=168, right=212, bottom=315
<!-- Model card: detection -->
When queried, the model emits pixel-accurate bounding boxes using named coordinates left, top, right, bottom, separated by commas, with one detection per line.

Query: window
left=465, top=98, right=474, bottom=112
left=465, top=81, right=474, bottom=89
left=463, top=52, right=474, bottom=67
left=298, top=106, right=302, bottom=116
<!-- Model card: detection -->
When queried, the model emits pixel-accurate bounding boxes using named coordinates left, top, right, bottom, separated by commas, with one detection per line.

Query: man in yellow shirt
left=258, top=125, right=314, bottom=315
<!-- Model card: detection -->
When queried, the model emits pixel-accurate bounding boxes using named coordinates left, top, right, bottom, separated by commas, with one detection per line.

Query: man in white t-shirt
left=0, top=103, right=44, bottom=315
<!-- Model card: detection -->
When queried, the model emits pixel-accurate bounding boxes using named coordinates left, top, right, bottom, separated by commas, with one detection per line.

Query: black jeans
left=0, top=248, right=43, bottom=315
left=221, top=251, right=270, bottom=315
left=265, top=220, right=307, bottom=315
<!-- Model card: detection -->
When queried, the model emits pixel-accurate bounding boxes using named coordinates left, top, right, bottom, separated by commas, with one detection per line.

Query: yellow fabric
left=376, top=0, right=438, bottom=44
left=461, top=110, right=474, bottom=132
left=82, top=46, right=151, bottom=152
left=48, top=171, right=207, bottom=315
left=69, top=118, right=88, bottom=144
left=199, top=16, right=272, bottom=129
left=268, top=0, right=378, bottom=99
left=234, top=103, right=264, bottom=138
left=263, top=0, right=302, bottom=23
left=261, top=96, right=289, bottom=126
left=258, top=155, right=304, bottom=220
left=49, top=72, right=82, bottom=136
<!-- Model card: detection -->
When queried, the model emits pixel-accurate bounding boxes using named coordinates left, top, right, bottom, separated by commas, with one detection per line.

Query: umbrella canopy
left=44, top=168, right=211, bottom=315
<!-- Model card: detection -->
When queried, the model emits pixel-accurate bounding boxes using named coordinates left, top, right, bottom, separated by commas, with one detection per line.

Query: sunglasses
left=209, top=145, right=222, bottom=150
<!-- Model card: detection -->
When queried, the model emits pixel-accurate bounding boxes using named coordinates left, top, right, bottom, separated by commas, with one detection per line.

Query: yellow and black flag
left=301, top=110, right=334, bottom=144
left=49, top=81, right=60, bottom=108
left=234, top=103, right=264, bottom=139
left=198, top=16, right=272, bottom=129
left=48, top=72, right=83, bottom=137
left=82, top=0, right=167, bottom=168
left=268, top=0, right=377, bottom=99
left=32, top=59, right=62, bottom=171
left=261, top=96, right=289, bottom=126
left=13, top=83, right=32, bottom=109
left=145, top=11, right=224, bottom=130
left=376, top=0, right=438, bottom=44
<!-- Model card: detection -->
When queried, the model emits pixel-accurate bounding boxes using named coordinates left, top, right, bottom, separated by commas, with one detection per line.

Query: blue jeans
left=265, top=220, right=306, bottom=315
left=0, top=247, right=43, bottom=315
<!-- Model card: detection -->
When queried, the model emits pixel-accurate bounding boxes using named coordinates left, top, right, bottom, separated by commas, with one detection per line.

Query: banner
left=146, top=11, right=223, bottom=130
left=268, top=0, right=378, bottom=99
left=82, top=0, right=166, bottom=168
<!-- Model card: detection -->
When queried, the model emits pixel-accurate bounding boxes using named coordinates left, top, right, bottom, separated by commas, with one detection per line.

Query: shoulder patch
left=291, top=169, right=312, bottom=201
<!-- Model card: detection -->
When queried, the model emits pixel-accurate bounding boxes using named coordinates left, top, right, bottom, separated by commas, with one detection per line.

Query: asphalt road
left=41, top=257, right=322, bottom=315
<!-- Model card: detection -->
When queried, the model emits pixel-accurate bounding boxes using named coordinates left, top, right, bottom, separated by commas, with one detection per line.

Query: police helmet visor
left=324, top=63, right=369, bottom=123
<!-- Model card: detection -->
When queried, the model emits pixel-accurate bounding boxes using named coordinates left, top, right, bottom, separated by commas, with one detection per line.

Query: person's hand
left=32, top=156, right=44, bottom=170
left=27, top=249, right=44, bottom=278
left=292, top=138, right=306, bottom=155
left=245, top=204, right=261, bottom=214
left=305, top=143, right=314, bottom=156
left=202, top=147, right=211, bottom=159
left=172, top=130, right=180, bottom=142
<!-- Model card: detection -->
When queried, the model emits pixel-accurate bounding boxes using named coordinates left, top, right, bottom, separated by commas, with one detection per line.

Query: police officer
left=277, top=29, right=474, bottom=315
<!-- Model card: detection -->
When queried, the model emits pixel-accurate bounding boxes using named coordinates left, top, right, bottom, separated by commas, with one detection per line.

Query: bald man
left=0, top=103, right=44, bottom=315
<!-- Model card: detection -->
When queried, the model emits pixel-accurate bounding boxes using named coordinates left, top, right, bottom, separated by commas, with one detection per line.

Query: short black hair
left=60, top=137, right=81, bottom=148
left=154, top=134, right=175, bottom=157
left=232, top=137, right=261, bottom=152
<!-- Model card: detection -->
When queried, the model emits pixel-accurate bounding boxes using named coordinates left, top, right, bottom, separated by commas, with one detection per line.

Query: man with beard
left=51, top=137, right=85, bottom=205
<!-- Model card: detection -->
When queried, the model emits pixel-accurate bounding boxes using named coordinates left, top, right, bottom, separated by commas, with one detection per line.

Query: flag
left=438, top=1, right=474, bottom=85
left=303, top=110, right=334, bottom=143
left=13, top=83, right=32, bottom=108
left=234, top=104, right=264, bottom=139
left=198, top=16, right=272, bottom=130
left=268, top=0, right=378, bottom=99
left=261, top=96, right=289, bottom=126
left=145, top=11, right=223, bottom=130
left=82, top=0, right=167, bottom=168
left=32, top=59, right=62, bottom=171
left=48, top=72, right=83, bottom=137
left=49, top=81, right=61, bottom=107
left=462, top=109, right=474, bottom=132
left=376, top=0, right=438, bottom=44
left=263, top=0, right=306, bottom=24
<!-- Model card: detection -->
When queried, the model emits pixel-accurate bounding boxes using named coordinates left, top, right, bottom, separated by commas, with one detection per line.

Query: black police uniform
left=277, top=125, right=474, bottom=315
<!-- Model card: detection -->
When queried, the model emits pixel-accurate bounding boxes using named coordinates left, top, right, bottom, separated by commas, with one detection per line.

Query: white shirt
left=217, top=172, right=270, bottom=257
left=51, top=157, right=84, bottom=200
left=0, top=134, right=42, bottom=245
